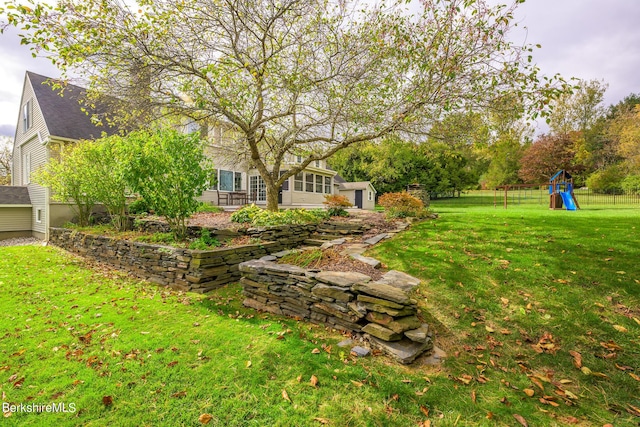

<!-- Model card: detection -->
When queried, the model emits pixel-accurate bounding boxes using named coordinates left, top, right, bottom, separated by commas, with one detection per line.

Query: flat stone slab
left=315, top=271, right=371, bottom=287
left=353, top=281, right=411, bottom=305
left=330, top=238, right=347, bottom=245
left=259, top=255, right=277, bottom=262
left=350, top=253, right=381, bottom=268
left=351, top=346, right=370, bottom=357
left=363, top=233, right=389, bottom=246
left=362, top=323, right=402, bottom=341
left=404, top=324, right=430, bottom=343
left=418, top=345, right=446, bottom=365
left=378, top=270, right=421, bottom=291
left=312, top=283, right=353, bottom=302
left=369, top=336, right=433, bottom=364
left=271, top=250, right=299, bottom=258
left=341, top=244, right=368, bottom=256
left=386, top=315, right=422, bottom=334
left=320, top=242, right=336, bottom=250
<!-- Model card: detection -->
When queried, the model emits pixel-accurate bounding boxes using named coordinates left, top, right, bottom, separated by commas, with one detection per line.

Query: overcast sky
left=1, top=0, right=639, bottom=137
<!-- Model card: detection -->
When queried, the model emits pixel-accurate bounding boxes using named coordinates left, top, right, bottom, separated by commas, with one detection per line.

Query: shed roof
left=28, top=71, right=119, bottom=141
left=0, top=186, right=31, bottom=205
left=339, top=181, right=375, bottom=191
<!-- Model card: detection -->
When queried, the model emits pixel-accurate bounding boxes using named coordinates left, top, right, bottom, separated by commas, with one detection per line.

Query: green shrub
left=378, top=191, right=429, bottom=219
left=251, top=208, right=325, bottom=226
left=195, top=202, right=224, bottom=213
left=230, top=204, right=263, bottom=223
left=621, top=174, right=640, bottom=194
left=136, top=232, right=176, bottom=245
left=188, top=229, right=221, bottom=250
left=323, top=194, right=352, bottom=217
left=128, top=198, right=151, bottom=215
left=586, top=166, right=625, bottom=194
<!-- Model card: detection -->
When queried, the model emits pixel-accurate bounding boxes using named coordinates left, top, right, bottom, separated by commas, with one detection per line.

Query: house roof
left=333, top=173, right=347, bottom=184
left=27, top=71, right=119, bottom=141
left=339, top=181, right=375, bottom=191
left=0, top=186, right=31, bottom=205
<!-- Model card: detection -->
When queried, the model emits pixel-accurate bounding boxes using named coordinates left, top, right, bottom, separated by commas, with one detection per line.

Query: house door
left=355, top=190, right=363, bottom=209
left=249, top=175, right=267, bottom=202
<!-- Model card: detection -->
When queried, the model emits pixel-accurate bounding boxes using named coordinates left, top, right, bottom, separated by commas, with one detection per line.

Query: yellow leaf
left=513, top=413, right=529, bottom=426
left=245, top=360, right=252, bottom=368
left=311, top=348, right=321, bottom=354
left=310, top=375, right=319, bottom=388
left=580, top=366, right=592, bottom=375
left=198, top=413, right=213, bottom=424
left=629, top=373, right=640, bottom=382
left=282, top=389, right=292, bottom=403
left=633, top=317, right=640, bottom=326
left=313, top=418, right=330, bottom=424
left=351, top=380, right=363, bottom=387
left=613, top=325, right=628, bottom=333
left=500, top=297, right=509, bottom=305
left=485, top=326, right=495, bottom=333
left=523, top=388, right=535, bottom=397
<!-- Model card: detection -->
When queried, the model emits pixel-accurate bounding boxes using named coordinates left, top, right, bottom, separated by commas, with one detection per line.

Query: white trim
left=0, top=204, right=32, bottom=208
left=36, top=208, right=43, bottom=223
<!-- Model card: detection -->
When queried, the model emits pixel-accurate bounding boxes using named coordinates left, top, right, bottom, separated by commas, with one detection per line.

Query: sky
left=1, top=0, right=639, bottom=138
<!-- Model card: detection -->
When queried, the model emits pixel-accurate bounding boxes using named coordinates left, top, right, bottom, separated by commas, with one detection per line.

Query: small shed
left=338, top=181, right=377, bottom=210
left=0, top=186, right=33, bottom=240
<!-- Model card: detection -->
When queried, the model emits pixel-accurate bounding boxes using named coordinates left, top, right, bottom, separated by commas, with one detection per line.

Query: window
left=368, top=191, right=373, bottom=201
left=280, top=171, right=289, bottom=191
left=296, top=155, right=303, bottom=163
left=315, top=160, right=320, bottom=168
left=186, top=121, right=199, bottom=134
left=209, top=169, right=218, bottom=190
left=234, top=172, right=242, bottom=191
left=23, top=152, right=31, bottom=185
left=305, top=173, right=314, bottom=192
left=250, top=175, right=266, bottom=202
left=325, top=177, right=331, bottom=194
left=219, top=170, right=234, bottom=191
left=23, top=100, right=32, bottom=132
left=294, top=172, right=303, bottom=191
left=315, top=175, right=323, bottom=193
left=36, top=208, right=42, bottom=223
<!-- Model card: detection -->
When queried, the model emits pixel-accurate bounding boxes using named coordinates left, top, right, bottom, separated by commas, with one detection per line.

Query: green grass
left=2, top=203, right=639, bottom=426
left=368, top=204, right=640, bottom=426
left=0, top=246, right=437, bottom=426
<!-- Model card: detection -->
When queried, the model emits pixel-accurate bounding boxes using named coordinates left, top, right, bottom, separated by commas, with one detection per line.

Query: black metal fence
left=429, top=188, right=640, bottom=208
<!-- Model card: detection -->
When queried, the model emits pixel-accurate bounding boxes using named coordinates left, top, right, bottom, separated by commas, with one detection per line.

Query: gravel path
left=0, top=237, right=45, bottom=247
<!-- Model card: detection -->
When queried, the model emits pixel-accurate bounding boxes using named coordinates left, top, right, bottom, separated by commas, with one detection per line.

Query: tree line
left=329, top=80, right=640, bottom=197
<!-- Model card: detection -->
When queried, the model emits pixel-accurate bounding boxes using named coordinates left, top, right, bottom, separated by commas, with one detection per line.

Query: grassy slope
left=1, top=204, right=638, bottom=426
left=368, top=205, right=640, bottom=426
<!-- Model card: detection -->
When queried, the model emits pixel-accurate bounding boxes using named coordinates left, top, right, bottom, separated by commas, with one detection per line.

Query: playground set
left=494, top=170, right=580, bottom=210
left=549, top=170, right=580, bottom=211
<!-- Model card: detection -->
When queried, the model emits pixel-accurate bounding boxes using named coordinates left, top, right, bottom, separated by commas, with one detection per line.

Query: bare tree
left=3, top=0, right=568, bottom=209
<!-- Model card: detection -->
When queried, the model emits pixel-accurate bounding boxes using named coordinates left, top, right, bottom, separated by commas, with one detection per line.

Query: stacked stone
left=239, top=259, right=434, bottom=364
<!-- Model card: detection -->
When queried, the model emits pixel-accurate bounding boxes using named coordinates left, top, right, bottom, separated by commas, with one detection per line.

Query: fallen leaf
left=628, top=373, right=640, bottom=382
left=633, top=317, right=640, bottom=326
left=513, top=414, right=528, bottom=427
left=171, top=391, right=187, bottom=398
left=580, top=366, right=592, bottom=375
left=539, top=397, right=560, bottom=407
left=613, top=325, right=628, bottom=333
left=198, top=413, right=213, bottom=424
left=500, top=297, right=509, bottom=305
left=561, top=416, right=580, bottom=424
left=529, top=376, right=545, bottom=391
left=313, top=418, right=330, bottom=424
left=471, top=390, right=477, bottom=403
left=486, top=411, right=494, bottom=420
left=351, top=380, right=363, bottom=387
left=569, top=350, right=582, bottom=369
left=12, top=377, right=25, bottom=388
left=167, top=361, right=178, bottom=367
left=523, top=388, right=535, bottom=397
left=627, top=404, right=640, bottom=417
left=485, top=326, right=495, bottom=333
left=420, top=405, right=430, bottom=417
left=420, top=421, right=431, bottom=427
left=311, top=348, right=321, bottom=354
left=245, top=360, right=252, bottom=368
left=600, top=341, right=623, bottom=351
left=310, top=375, right=319, bottom=388
left=296, top=375, right=303, bottom=383
left=500, top=396, right=511, bottom=406
left=102, top=396, right=113, bottom=406
left=282, top=389, right=292, bottom=403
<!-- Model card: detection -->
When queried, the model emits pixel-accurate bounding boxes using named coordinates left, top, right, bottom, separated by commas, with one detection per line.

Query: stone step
left=303, top=239, right=327, bottom=246
left=310, top=233, right=344, bottom=240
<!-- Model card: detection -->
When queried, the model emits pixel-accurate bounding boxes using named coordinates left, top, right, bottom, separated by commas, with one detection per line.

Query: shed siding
left=0, top=207, right=32, bottom=231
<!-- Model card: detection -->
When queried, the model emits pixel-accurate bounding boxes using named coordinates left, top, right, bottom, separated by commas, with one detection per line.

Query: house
left=0, top=71, right=375, bottom=241
left=334, top=174, right=377, bottom=210
left=4, top=71, right=119, bottom=240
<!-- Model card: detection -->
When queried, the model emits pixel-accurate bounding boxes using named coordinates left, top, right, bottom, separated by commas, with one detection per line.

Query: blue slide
left=560, top=192, right=577, bottom=211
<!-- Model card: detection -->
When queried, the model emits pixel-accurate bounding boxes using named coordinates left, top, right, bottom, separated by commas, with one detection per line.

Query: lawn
left=1, top=204, right=639, bottom=426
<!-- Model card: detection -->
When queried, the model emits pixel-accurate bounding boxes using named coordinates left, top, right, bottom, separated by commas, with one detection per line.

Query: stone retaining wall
left=239, top=259, right=433, bottom=364
left=49, top=226, right=315, bottom=293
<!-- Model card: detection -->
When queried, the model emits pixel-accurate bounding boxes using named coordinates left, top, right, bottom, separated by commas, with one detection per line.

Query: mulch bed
left=282, top=247, right=386, bottom=281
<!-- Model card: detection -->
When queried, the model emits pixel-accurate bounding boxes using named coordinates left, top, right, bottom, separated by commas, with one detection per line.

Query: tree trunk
left=265, top=180, right=280, bottom=212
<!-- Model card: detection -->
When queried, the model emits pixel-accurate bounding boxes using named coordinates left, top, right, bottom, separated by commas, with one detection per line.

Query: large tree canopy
left=2, top=0, right=567, bottom=209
